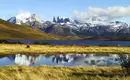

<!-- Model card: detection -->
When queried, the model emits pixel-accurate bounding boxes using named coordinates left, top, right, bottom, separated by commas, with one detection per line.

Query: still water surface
left=0, top=53, right=128, bottom=66
left=8, top=40, right=130, bottom=46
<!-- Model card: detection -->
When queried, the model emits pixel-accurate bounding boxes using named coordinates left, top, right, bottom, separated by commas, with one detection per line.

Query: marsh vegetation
left=0, top=43, right=129, bottom=80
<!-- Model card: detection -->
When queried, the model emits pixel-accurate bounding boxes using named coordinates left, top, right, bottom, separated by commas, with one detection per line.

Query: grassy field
left=0, top=66, right=128, bottom=80
left=0, top=44, right=130, bottom=80
left=0, top=44, right=130, bottom=55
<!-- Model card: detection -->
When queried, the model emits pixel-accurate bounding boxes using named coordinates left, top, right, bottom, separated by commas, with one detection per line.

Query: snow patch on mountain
left=16, top=11, right=31, bottom=23
left=8, top=11, right=41, bottom=24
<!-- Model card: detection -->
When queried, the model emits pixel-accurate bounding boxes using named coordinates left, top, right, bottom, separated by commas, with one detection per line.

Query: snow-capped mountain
left=66, top=20, right=130, bottom=36
left=7, top=12, right=130, bottom=37
left=7, top=11, right=41, bottom=24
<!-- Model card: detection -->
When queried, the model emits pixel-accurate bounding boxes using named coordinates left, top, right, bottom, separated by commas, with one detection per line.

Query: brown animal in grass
left=26, top=45, right=30, bottom=48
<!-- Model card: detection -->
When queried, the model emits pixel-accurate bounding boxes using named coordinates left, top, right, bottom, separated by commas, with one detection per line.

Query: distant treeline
left=82, top=36, right=130, bottom=41
left=0, top=40, right=52, bottom=45
left=0, top=40, right=21, bottom=44
left=0, top=39, right=130, bottom=47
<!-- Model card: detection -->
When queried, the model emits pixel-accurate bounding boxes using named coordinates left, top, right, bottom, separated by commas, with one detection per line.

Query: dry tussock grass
left=0, top=44, right=129, bottom=55
left=0, top=66, right=129, bottom=80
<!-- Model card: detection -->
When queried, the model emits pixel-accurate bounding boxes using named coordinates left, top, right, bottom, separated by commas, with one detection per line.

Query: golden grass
left=0, top=66, right=129, bottom=80
left=0, top=44, right=129, bottom=55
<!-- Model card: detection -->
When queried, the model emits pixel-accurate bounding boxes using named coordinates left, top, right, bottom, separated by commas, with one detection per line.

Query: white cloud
left=74, top=6, right=130, bottom=23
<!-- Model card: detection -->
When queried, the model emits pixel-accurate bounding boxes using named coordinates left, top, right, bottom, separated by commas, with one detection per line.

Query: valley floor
left=0, top=44, right=130, bottom=80
left=0, top=44, right=130, bottom=55
left=0, top=66, right=129, bottom=80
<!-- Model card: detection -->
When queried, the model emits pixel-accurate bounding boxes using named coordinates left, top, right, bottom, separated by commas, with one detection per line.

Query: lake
left=8, top=40, right=130, bottom=46
left=0, top=53, right=129, bottom=66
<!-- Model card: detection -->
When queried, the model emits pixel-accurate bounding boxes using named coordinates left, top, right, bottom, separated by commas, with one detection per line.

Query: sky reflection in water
left=0, top=53, right=127, bottom=66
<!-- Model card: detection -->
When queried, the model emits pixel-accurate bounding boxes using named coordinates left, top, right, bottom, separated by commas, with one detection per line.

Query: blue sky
left=1, top=0, right=130, bottom=22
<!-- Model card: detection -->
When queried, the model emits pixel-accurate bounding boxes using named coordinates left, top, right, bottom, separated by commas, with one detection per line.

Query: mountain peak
left=7, top=11, right=41, bottom=24
left=53, top=16, right=70, bottom=23
left=16, top=11, right=32, bottom=22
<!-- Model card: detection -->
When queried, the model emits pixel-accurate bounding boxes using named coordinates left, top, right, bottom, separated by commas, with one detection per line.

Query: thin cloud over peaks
left=74, top=6, right=130, bottom=23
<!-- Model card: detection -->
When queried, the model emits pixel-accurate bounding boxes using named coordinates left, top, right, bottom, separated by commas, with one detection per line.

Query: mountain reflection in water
left=8, top=54, right=41, bottom=66
left=4, top=53, right=127, bottom=66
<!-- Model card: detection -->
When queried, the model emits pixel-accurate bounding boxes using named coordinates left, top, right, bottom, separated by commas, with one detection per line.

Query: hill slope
left=0, top=19, right=62, bottom=40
